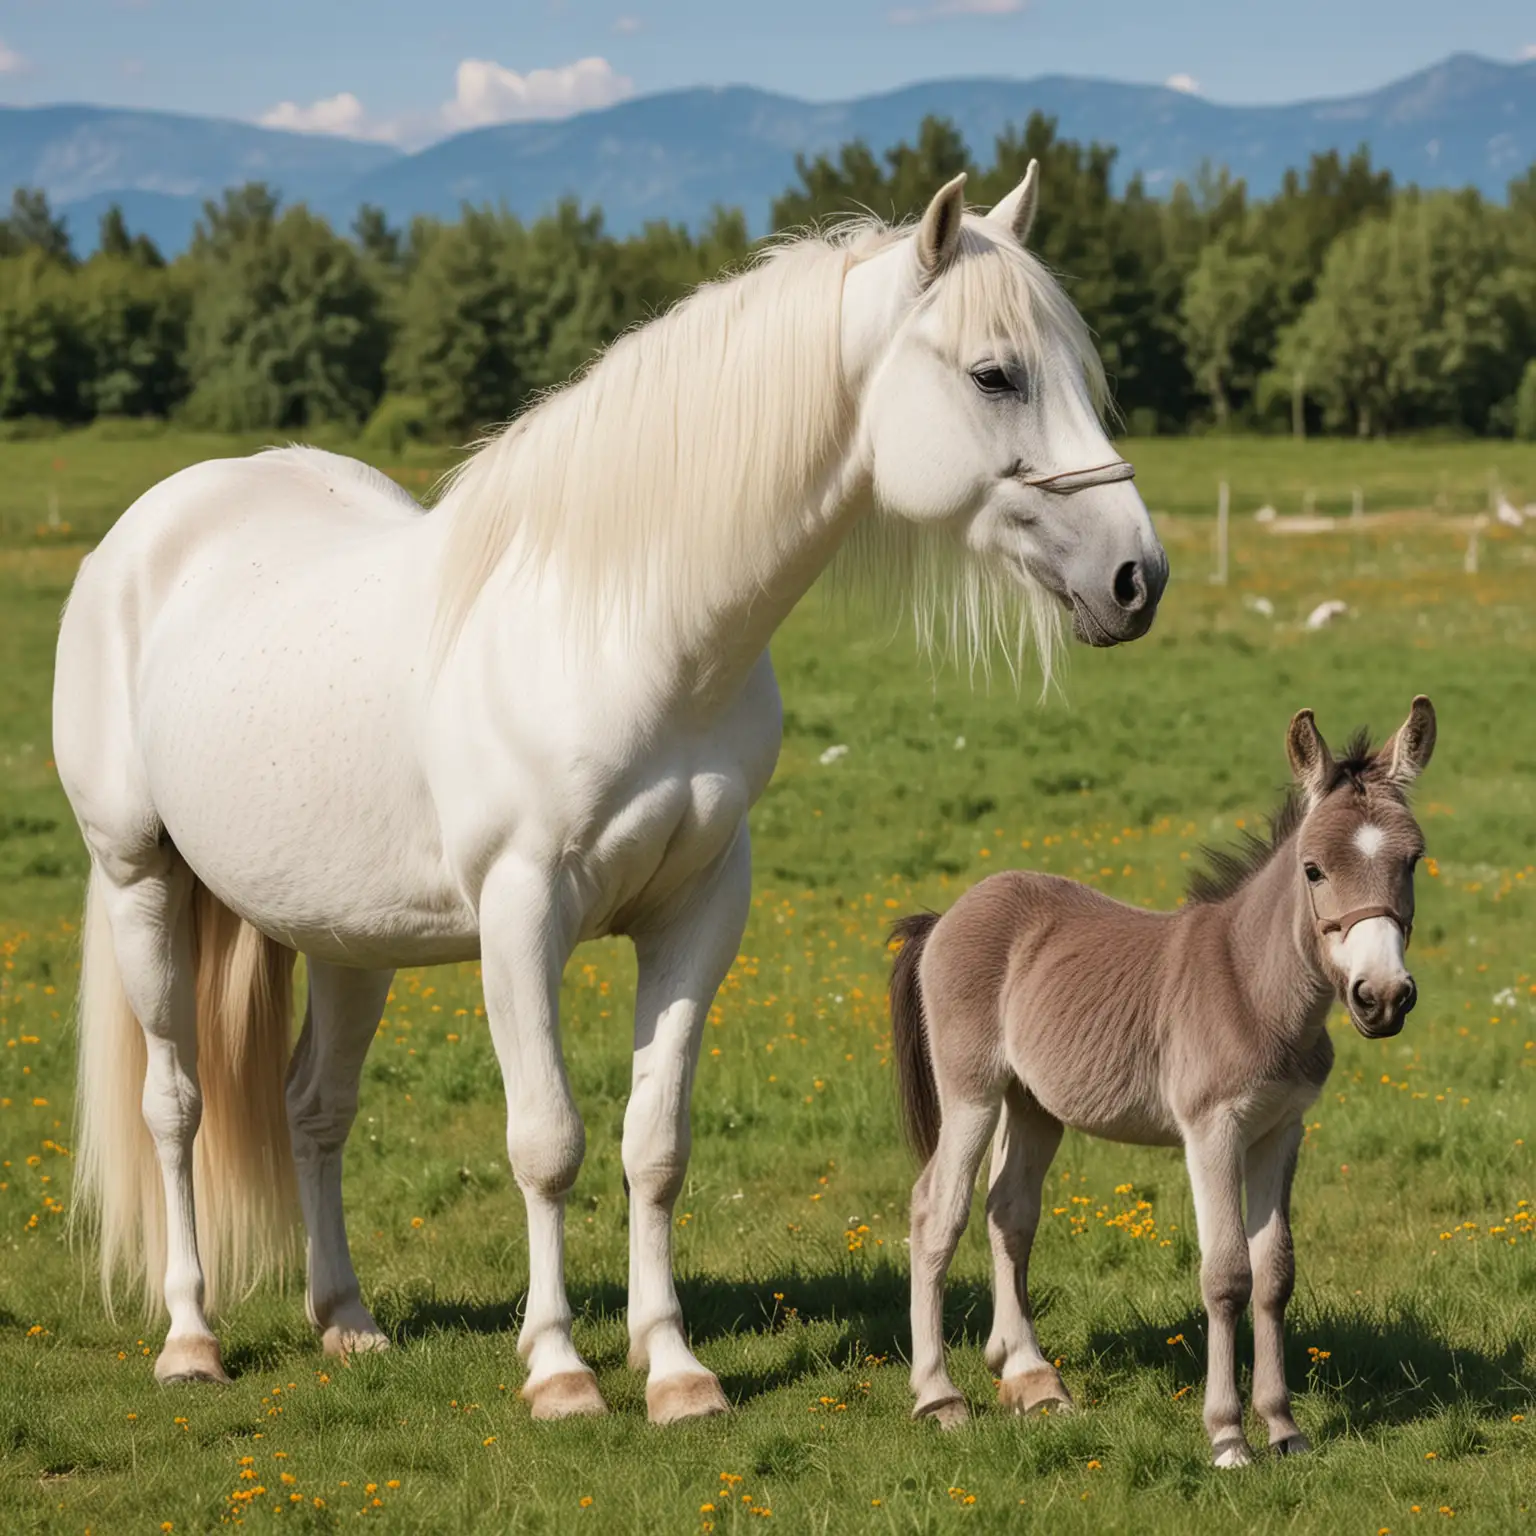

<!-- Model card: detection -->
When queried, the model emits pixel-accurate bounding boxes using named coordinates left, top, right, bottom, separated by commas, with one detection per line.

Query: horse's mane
left=1185, top=729, right=1377, bottom=905
left=430, top=214, right=1106, bottom=682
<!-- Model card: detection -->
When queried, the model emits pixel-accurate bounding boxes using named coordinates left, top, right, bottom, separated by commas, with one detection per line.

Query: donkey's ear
left=987, top=159, right=1040, bottom=245
left=916, top=173, right=967, bottom=281
left=1286, top=708, right=1335, bottom=802
left=1381, top=695, right=1436, bottom=785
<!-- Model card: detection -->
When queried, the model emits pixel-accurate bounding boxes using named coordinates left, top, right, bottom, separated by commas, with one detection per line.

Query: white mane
left=432, top=215, right=1107, bottom=683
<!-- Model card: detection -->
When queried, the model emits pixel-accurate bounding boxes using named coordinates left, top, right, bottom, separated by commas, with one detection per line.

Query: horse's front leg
left=1184, top=1118, right=1253, bottom=1467
left=624, top=827, right=751, bottom=1424
left=480, top=859, right=604, bottom=1419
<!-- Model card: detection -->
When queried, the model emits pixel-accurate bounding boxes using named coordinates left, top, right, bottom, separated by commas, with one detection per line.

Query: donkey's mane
left=430, top=214, right=1105, bottom=678
left=1184, top=728, right=1378, bottom=905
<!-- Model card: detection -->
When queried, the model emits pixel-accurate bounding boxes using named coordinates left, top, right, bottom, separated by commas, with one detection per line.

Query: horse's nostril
left=1112, top=560, right=1145, bottom=611
left=1349, top=978, right=1375, bottom=1014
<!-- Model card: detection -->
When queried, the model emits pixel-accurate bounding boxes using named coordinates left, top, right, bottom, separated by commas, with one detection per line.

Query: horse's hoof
left=647, top=1372, right=730, bottom=1425
left=321, top=1324, right=390, bottom=1360
left=523, top=1369, right=609, bottom=1421
left=154, top=1335, right=231, bottom=1385
left=998, top=1367, right=1074, bottom=1416
left=915, top=1396, right=970, bottom=1430
left=1271, top=1433, right=1312, bottom=1457
left=1212, top=1438, right=1254, bottom=1469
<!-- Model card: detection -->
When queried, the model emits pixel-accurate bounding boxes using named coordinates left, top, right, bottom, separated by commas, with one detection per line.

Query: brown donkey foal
left=889, top=698, right=1436, bottom=1466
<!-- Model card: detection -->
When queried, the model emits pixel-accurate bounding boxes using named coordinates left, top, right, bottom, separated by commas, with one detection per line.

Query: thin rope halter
left=1309, top=895, right=1413, bottom=949
left=1018, top=460, right=1136, bottom=495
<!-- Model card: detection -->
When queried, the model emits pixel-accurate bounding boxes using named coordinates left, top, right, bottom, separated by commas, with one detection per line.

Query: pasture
left=1, top=430, right=1533, bottom=1533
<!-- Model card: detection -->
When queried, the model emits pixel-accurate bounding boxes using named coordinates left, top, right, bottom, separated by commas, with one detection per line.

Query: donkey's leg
left=1185, top=1121, right=1253, bottom=1467
left=1246, top=1117, right=1307, bottom=1454
left=909, top=1098, right=1001, bottom=1428
left=984, top=1085, right=1069, bottom=1414
left=625, top=831, right=751, bottom=1425
left=99, top=860, right=228, bottom=1383
left=480, top=860, right=602, bottom=1419
left=286, top=959, right=394, bottom=1358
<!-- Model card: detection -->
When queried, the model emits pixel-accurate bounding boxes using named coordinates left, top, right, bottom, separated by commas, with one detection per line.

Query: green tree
left=0, top=251, right=90, bottom=418
left=0, top=188, right=75, bottom=264
left=184, top=202, right=389, bottom=430
left=772, top=115, right=973, bottom=228
left=78, top=258, right=189, bottom=417
left=352, top=204, right=402, bottom=268
left=97, top=204, right=166, bottom=268
left=1180, top=234, right=1278, bottom=426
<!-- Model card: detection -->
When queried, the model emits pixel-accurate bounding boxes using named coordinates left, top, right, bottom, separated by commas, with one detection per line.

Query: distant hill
left=2, top=52, right=1531, bottom=254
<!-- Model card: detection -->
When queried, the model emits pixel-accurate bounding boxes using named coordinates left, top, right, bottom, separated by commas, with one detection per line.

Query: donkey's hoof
left=915, top=1396, right=970, bottom=1430
left=647, top=1371, right=730, bottom=1425
left=1212, top=1438, right=1254, bottom=1469
left=998, top=1367, right=1074, bottom=1416
left=523, top=1369, right=609, bottom=1421
left=1271, top=1432, right=1312, bottom=1457
left=321, top=1324, right=390, bottom=1360
left=155, top=1335, right=231, bottom=1385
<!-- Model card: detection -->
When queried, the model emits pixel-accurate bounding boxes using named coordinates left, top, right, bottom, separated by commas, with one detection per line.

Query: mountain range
left=2, top=52, right=1532, bottom=255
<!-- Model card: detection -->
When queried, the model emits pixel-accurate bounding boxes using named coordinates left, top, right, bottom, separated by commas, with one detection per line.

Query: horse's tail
left=889, top=911, right=943, bottom=1164
left=73, top=868, right=297, bottom=1319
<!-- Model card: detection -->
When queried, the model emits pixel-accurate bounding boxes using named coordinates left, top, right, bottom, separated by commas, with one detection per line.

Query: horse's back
left=53, top=450, right=461, bottom=950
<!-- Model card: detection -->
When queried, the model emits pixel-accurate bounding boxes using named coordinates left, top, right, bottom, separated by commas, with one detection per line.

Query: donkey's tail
left=73, top=867, right=298, bottom=1319
left=889, top=911, right=943, bottom=1164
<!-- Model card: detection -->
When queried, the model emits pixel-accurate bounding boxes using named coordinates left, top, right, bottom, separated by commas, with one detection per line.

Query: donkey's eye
left=1304, top=862, right=1324, bottom=884
left=971, top=366, right=1015, bottom=396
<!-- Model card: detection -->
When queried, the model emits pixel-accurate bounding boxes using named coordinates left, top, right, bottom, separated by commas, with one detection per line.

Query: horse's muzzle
left=1071, top=549, right=1168, bottom=646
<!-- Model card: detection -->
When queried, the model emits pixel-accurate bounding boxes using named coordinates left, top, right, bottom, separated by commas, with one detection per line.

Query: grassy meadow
left=1, top=430, right=1533, bottom=1533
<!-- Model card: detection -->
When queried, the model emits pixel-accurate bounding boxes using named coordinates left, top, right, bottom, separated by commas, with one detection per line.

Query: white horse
left=54, top=168, right=1167, bottom=1423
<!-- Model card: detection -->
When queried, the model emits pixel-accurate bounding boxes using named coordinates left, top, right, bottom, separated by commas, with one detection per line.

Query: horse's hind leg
left=99, top=860, right=229, bottom=1383
left=1246, top=1117, right=1308, bottom=1455
left=984, top=1084, right=1070, bottom=1415
left=909, top=1095, right=1000, bottom=1428
left=286, top=959, right=394, bottom=1358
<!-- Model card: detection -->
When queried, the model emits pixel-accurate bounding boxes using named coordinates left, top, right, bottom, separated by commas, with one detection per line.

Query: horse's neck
left=1224, top=855, right=1333, bottom=1042
left=443, top=239, right=865, bottom=712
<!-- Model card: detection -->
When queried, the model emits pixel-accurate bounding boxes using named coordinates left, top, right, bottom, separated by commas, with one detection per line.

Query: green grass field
left=1, top=432, right=1533, bottom=1534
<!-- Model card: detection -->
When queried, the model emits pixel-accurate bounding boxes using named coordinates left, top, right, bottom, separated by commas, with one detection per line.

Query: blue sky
left=1, top=0, right=1533, bottom=146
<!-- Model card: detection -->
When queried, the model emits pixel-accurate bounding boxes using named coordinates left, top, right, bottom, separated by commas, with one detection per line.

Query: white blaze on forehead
left=1354, top=824, right=1385, bottom=859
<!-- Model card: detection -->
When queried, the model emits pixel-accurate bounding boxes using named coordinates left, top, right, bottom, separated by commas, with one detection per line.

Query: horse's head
left=1286, top=697, right=1437, bottom=1039
left=841, top=168, right=1167, bottom=649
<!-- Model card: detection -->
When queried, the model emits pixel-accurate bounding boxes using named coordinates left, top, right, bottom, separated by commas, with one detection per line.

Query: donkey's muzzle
left=1349, top=973, right=1416, bottom=1038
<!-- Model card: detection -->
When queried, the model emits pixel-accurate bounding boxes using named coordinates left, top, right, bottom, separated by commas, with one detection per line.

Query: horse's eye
left=1304, top=862, right=1324, bottom=884
left=971, top=366, right=1015, bottom=396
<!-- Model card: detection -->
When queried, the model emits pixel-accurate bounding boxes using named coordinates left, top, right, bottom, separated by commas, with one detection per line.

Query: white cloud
left=258, top=56, right=635, bottom=149
left=441, top=56, right=634, bottom=130
left=888, top=0, right=1025, bottom=23
left=1165, top=73, right=1201, bottom=94
left=0, top=37, right=31, bottom=75
left=1520, top=43, right=1536, bottom=60
left=613, top=15, right=644, bottom=34
left=260, top=91, right=390, bottom=141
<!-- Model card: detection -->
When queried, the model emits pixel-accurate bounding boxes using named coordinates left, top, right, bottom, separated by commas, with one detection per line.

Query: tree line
left=2, top=112, right=1535, bottom=442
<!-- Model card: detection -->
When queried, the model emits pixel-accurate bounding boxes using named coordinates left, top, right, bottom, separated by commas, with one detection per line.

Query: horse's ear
left=1286, top=708, right=1334, bottom=804
left=1380, top=695, right=1436, bottom=785
left=987, top=159, right=1040, bottom=245
left=916, top=173, right=967, bottom=281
